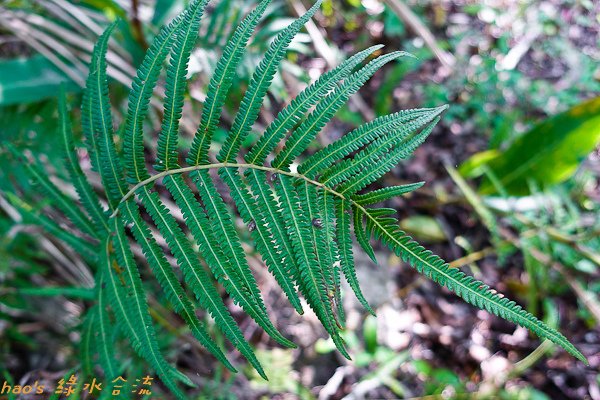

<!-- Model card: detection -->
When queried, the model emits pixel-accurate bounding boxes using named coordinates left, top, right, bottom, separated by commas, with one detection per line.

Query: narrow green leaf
left=322, top=109, right=444, bottom=186
left=220, top=168, right=304, bottom=314
left=80, top=307, right=97, bottom=376
left=190, top=170, right=295, bottom=348
left=245, top=169, right=304, bottom=299
left=103, top=221, right=186, bottom=398
left=124, top=2, right=199, bottom=183
left=338, top=117, right=440, bottom=195
left=319, top=191, right=345, bottom=325
left=352, top=205, right=377, bottom=263
left=97, top=279, right=119, bottom=379
left=364, top=208, right=588, bottom=364
left=336, top=199, right=375, bottom=315
left=85, top=22, right=130, bottom=209
left=135, top=182, right=266, bottom=376
left=218, top=0, right=323, bottom=162
left=272, top=51, right=413, bottom=170
left=59, top=88, right=109, bottom=234
left=247, top=45, right=384, bottom=165
left=156, top=0, right=209, bottom=171
left=187, top=0, right=271, bottom=166
left=120, top=199, right=235, bottom=371
left=274, top=175, right=349, bottom=358
left=351, top=182, right=424, bottom=206
left=299, top=107, right=438, bottom=178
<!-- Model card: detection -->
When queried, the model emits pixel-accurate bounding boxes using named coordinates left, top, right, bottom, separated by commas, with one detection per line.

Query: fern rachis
left=5, top=0, right=587, bottom=397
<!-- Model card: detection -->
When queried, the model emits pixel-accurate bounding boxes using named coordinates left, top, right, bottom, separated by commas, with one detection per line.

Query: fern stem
left=111, top=162, right=352, bottom=218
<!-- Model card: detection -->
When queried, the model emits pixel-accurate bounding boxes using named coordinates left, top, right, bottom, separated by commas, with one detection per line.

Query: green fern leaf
left=319, top=191, right=345, bottom=325
left=124, top=2, right=201, bottom=183
left=120, top=199, right=235, bottom=371
left=321, top=109, right=445, bottom=186
left=187, top=0, right=271, bottom=166
left=156, top=0, right=209, bottom=171
left=59, top=89, right=109, bottom=234
left=102, top=225, right=186, bottom=398
left=96, top=278, right=119, bottom=379
left=274, top=175, right=349, bottom=358
left=79, top=305, right=97, bottom=377
left=191, top=170, right=295, bottom=348
left=338, top=117, right=441, bottom=195
left=8, top=1, right=587, bottom=393
left=220, top=168, right=304, bottom=314
left=246, top=44, right=384, bottom=165
left=218, top=0, right=323, bottom=163
left=299, top=107, right=440, bottom=178
left=272, top=51, right=413, bottom=170
left=336, top=199, right=375, bottom=315
left=246, top=169, right=305, bottom=299
left=362, top=208, right=587, bottom=363
left=166, top=172, right=294, bottom=348
left=352, top=182, right=424, bottom=206
left=135, top=183, right=266, bottom=377
left=352, top=204, right=377, bottom=263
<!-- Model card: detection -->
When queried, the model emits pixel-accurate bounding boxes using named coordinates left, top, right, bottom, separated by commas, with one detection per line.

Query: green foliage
left=460, top=97, right=600, bottom=195
left=3, top=0, right=587, bottom=397
left=0, top=55, right=79, bottom=106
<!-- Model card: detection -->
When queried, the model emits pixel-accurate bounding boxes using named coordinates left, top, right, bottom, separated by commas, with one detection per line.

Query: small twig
left=383, top=0, right=455, bottom=71
left=130, top=0, right=149, bottom=50
left=448, top=247, right=495, bottom=269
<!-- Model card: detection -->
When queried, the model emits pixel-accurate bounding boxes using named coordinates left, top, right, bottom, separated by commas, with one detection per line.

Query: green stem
left=111, top=162, right=351, bottom=218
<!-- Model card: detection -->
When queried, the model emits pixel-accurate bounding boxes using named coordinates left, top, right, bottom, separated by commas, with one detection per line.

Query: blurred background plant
left=1, top=0, right=599, bottom=398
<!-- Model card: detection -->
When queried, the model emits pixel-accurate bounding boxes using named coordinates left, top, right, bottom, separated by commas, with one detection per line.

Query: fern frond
left=156, top=0, right=209, bottom=171
left=352, top=204, right=377, bottom=263
left=352, top=182, right=424, bottom=206
left=336, top=199, right=375, bottom=315
left=59, top=89, right=109, bottom=234
left=89, top=24, right=192, bottom=392
left=299, top=106, right=444, bottom=178
left=102, top=225, right=186, bottom=398
left=362, top=207, right=587, bottom=363
left=319, top=191, right=345, bottom=325
left=96, top=278, right=119, bottom=379
left=191, top=170, right=295, bottom=348
left=79, top=305, right=96, bottom=376
left=220, top=168, right=304, bottom=313
left=218, top=0, right=322, bottom=163
left=274, top=175, right=349, bottom=358
left=246, top=169, right=305, bottom=299
left=134, top=183, right=266, bottom=377
left=272, top=51, right=413, bottom=170
left=321, top=109, right=445, bottom=186
left=17, top=156, right=97, bottom=238
left=120, top=199, right=234, bottom=371
left=124, top=1, right=201, bottom=183
left=187, top=0, right=271, bottom=166
left=165, top=172, right=294, bottom=348
left=299, top=183, right=336, bottom=320
left=11, top=1, right=587, bottom=393
left=338, top=117, right=441, bottom=195
left=246, top=44, right=384, bottom=165
left=87, top=22, right=127, bottom=207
